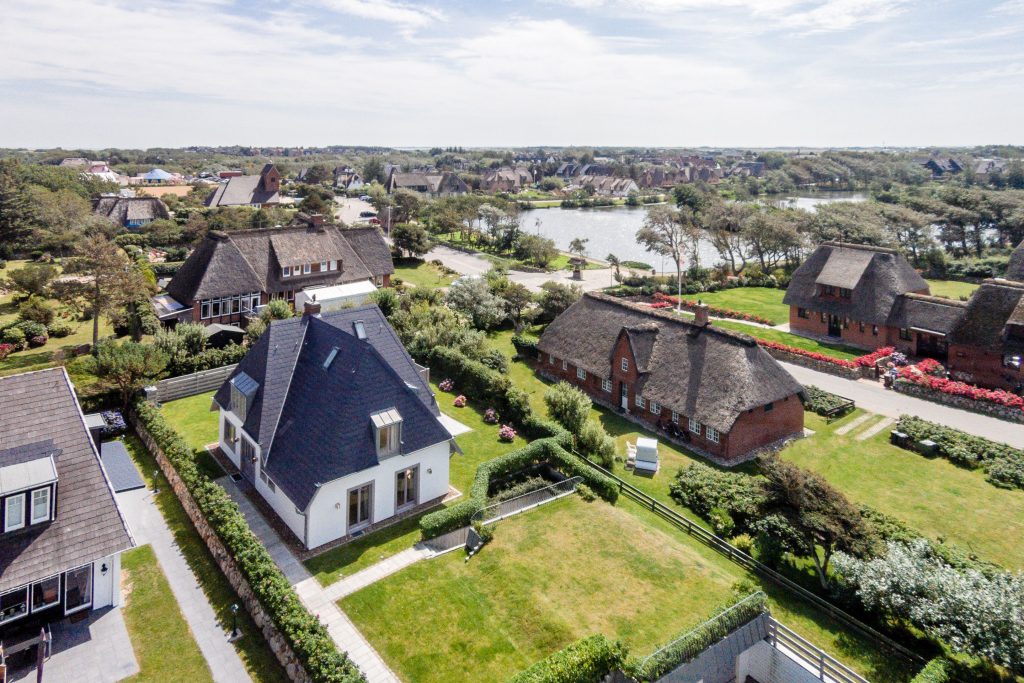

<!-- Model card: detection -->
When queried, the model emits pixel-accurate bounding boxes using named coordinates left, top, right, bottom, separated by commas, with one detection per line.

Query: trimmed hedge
left=803, top=385, right=854, bottom=418
left=133, top=400, right=365, bottom=683
left=910, top=658, right=952, bottom=683
left=506, top=635, right=626, bottom=683
left=629, top=592, right=767, bottom=681
left=895, top=415, right=1024, bottom=491
left=419, top=438, right=618, bottom=538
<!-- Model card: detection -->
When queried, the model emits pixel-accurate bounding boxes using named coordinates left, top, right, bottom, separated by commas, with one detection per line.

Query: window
left=224, top=419, right=237, bottom=451
left=820, top=312, right=827, bottom=323
left=900, top=328, right=912, bottom=341
left=320, top=261, right=328, bottom=272
left=282, top=266, right=292, bottom=278
left=576, top=367, right=586, bottom=381
left=706, top=426, right=720, bottom=444
left=240, top=436, right=256, bottom=464
left=372, top=409, right=403, bottom=457
left=201, top=301, right=211, bottom=319
left=689, top=418, right=701, bottom=435
left=561, top=360, right=568, bottom=371
left=31, top=576, right=60, bottom=612
left=303, top=263, right=311, bottom=274
left=601, top=379, right=612, bottom=393
left=1004, top=354, right=1022, bottom=370
left=396, top=467, right=418, bottom=510
left=0, top=586, right=28, bottom=625
left=634, top=394, right=645, bottom=409
left=64, top=565, right=93, bottom=615
left=872, top=325, right=879, bottom=336
left=671, top=411, right=679, bottom=424
left=650, top=401, right=661, bottom=415
left=859, top=321, right=865, bottom=333
left=259, top=468, right=277, bottom=493
left=329, top=260, right=338, bottom=271
left=5, top=494, right=25, bottom=532
left=348, top=483, right=373, bottom=532
left=797, top=308, right=809, bottom=319
left=31, top=488, right=50, bottom=525
left=548, top=354, right=555, bottom=365
left=764, top=402, right=774, bottom=413
left=621, top=357, right=629, bottom=372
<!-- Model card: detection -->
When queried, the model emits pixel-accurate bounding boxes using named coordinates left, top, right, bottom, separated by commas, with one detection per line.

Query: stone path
left=856, top=416, right=896, bottom=441
left=216, top=477, right=401, bottom=683
left=323, top=545, right=435, bottom=601
left=835, top=412, right=874, bottom=436
left=117, top=487, right=253, bottom=683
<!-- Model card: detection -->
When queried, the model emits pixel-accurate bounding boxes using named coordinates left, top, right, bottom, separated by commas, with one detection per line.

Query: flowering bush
left=757, top=339, right=858, bottom=368
left=853, top=346, right=895, bottom=367
left=483, top=408, right=499, bottom=424
left=653, top=292, right=775, bottom=326
left=890, top=352, right=909, bottom=367
left=29, top=335, right=48, bottom=348
left=0, top=343, right=13, bottom=361
left=453, top=394, right=467, bottom=408
left=899, top=364, right=1024, bottom=412
left=100, top=410, right=127, bottom=436
left=498, top=424, right=517, bottom=442
left=648, top=301, right=672, bottom=309
left=439, top=378, right=454, bottom=392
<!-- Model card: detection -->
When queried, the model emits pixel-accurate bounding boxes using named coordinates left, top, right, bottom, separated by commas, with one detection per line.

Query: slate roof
left=948, top=279, right=1024, bottom=351
left=1007, top=240, right=1024, bottom=282
left=165, top=223, right=391, bottom=304
left=889, top=293, right=967, bottom=336
left=206, top=170, right=280, bottom=207
left=783, top=242, right=929, bottom=326
left=92, top=196, right=170, bottom=226
left=537, top=293, right=803, bottom=433
left=212, top=306, right=449, bottom=509
left=0, top=368, right=133, bottom=593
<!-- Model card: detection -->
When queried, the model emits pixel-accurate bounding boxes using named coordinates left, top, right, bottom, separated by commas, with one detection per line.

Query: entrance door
left=348, top=483, right=373, bottom=534
left=827, top=314, right=842, bottom=338
left=239, top=436, right=255, bottom=482
left=620, top=383, right=629, bottom=410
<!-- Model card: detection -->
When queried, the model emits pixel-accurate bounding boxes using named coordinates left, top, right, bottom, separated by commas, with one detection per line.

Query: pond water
left=522, top=191, right=867, bottom=268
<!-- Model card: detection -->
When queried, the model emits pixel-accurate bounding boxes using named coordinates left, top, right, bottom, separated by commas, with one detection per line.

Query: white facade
left=219, top=408, right=450, bottom=550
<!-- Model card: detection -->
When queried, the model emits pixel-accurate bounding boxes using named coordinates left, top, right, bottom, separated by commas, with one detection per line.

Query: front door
left=827, top=314, right=842, bottom=338
left=239, top=436, right=255, bottom=482
left=620, top=383, right=629, bottom=410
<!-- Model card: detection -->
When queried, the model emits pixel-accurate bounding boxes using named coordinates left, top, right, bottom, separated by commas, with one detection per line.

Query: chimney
left=693, top=301, right=710, bottom=327
left=303, top=300, right=321, bottom=318
left=309, top=213, right=325, bottom=229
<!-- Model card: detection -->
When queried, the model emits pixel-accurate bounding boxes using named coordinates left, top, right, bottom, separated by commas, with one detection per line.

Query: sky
left=1, top=0, right=1022, bottom=149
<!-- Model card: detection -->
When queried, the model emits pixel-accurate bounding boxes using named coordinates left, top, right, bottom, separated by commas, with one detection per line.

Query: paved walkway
left=323, top=546, right=434, bottom=601
left=425, top=244, right=614, bottom=293
left=216, top=477, right=401, bottom=683
left=780, top=362, right=1024, bottom=448
left=117, top=487, right=253, bottom=683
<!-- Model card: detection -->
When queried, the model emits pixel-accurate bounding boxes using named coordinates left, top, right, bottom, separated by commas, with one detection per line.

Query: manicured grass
left=393, top=258, right=456, bottom=290
left=711, top=319, right=863, bottom=360
left=121, top=544, right=213, bottom=683
left=925, top=278, right=979, bottom=300
left=160, top=392, right=225, bottom=480
left=342, top=495, right=742, bottom=683
left=687, top=286, right=790, bottom=325
left=123, top=435, right=289, bottom=683
left=306, top=513, right=426, bottom=585
left=781, top=410, right=1024, bottom=570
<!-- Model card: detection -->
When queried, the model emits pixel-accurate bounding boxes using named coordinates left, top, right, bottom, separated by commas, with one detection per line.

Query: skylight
left=323, top=346, right=339, bottom=369
left=353, top=320, right=366, bottom=340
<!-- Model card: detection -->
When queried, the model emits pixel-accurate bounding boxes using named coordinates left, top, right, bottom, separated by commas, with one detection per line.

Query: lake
left=521, top=191, right=867, bottom=268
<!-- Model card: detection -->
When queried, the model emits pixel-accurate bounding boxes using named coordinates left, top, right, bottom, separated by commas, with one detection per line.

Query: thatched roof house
left=92, top=195, right=170, bottom=228
left=1006, top=240, right=1024, bottom=282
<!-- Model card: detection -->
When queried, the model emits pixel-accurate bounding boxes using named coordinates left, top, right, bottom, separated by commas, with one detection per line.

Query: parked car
left=359, top=210, right=377, bottom=218
left=358, top=195, right=371, bottom=201
left=369, top=217, right=381, bottom=225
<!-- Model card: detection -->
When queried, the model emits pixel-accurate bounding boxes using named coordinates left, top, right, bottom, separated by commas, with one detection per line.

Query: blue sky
left=0, top=0, right=1021, bottom=148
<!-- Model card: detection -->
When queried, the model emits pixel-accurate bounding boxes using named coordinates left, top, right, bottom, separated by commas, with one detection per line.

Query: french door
left=395, top=467, right=418, bottom=511
left=64, top=565, right=93, bottom=615
left=348, top=484, right=373, bottom=533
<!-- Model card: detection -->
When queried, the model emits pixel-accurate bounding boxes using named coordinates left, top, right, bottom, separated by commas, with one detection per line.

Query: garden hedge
left=803, top=385, right=855, bottom=418
left=894, top=415, right=1024, bottom=491
left=910, top=658, right=952, bottom=683
left=629, top=592, right=767, bottom=681
left=506, top=635, right=626, bottom=683
left=133, top=400, right=365, bottom=683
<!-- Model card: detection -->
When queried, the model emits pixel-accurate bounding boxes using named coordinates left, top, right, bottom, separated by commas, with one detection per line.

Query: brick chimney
left=693, top=301, right=710, bottom=327
left=309, top=213, right=325, bottom=228
left=303, top=299, right=321, bottom=318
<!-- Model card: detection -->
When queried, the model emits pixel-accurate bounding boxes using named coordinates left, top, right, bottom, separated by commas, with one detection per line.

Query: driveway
left=424, top=244, right=613, bottom=293
left=335, top=197, right=376, bottom=225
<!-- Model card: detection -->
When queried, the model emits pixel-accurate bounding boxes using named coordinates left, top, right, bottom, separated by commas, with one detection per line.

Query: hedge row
left=133, top=400, right=364, bottom=683
left=895, top=415, right=1024, bottom=491
left=629, top=592, right=768, bottom=681
left=910, top=658, right=952, bottom=683
left=803, top=385, right=855, bottom=418
left=506, top=635, right=626, bottom=683
left=419, top=438, right=619, bottom=538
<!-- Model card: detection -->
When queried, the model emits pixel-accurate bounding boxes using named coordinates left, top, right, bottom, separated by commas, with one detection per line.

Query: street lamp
left=229, top=603, right=241, bottom=641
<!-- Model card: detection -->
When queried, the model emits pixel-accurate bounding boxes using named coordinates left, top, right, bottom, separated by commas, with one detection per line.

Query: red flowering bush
left=854, top=346, right=895, bottom=367
left=483, top=408, right=499, bottom=424
left=28, top=335, right=48, bottom=348
left=498, top=424, right=517, bottom=442
left=453, top=394, right=467, bottom=408
left=0, top=343, right=13, bottom=361
left=898, top=363, right=1024, bottom=412
left=756, top=339, right=858, bottom=368
left=653, top=292, right=775, bottom=326
left=439, top=378, right=455, bottom=392
left=648, top=301, right=672, bottom=309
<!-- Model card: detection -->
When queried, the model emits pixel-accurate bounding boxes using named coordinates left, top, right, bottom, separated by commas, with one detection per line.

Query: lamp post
left=229, top=603, right=241, bottom=641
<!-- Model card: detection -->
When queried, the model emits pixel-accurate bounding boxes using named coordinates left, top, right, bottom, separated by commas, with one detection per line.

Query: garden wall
left=132, top=415, right=315, bottom=683
left=893, top=380, right=1024, bottom=424
left=760, top=346, right=870, bottom=380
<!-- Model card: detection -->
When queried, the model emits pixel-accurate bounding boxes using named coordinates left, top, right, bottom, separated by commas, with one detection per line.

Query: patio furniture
left=634, top=437, right=659, bottom=474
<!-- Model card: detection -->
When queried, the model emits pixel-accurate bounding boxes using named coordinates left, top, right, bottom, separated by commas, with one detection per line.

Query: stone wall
left=893, top=380, right=1024, bottom=424
left=760, top=346, right=870, bottom=380
left=131, top=415, right=314, bottom=683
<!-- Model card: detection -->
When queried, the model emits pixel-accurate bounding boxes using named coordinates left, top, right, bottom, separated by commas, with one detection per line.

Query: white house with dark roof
left=0, top=368, right=134, bottom=642
left=213, top=304, right=454, bottom=550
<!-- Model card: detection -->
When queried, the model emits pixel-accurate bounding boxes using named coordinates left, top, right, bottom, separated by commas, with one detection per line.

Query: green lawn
left=160, top=392, right=225, bottom=480
left=121, top=545, right=213, bottom=683
left=123, top=435, right=290, bottom=683
left=712, top=319, right=864, bottom=360
left=687, top=287, right=790, bottom=325
left=393, top=258, right=456, bottom=290
left=924, top=278, right=979, bottom=300
left=782, top=410, right=1024, bottom=570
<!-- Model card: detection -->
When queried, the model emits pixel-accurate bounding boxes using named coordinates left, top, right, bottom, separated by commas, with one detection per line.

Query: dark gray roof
left=948, top=279, right=1024, bottom=351
left=783, top=242, right=929, bottom=326
left=0, top=369, right=133, bottom=592
left=212, top=306, right=449, bottom=509
left=889, top=294, right=967, bottom=336
left=99, top=440, right=146, bottom=493
left=205, top=174, right=280, bottom=207
left=92, top=196, right=170, bottom=226
left=537, top=293, right=803, bottom=433
left=1007, top=241, right=1024, bottom=282
left=165, top=224, right=392, bottom=305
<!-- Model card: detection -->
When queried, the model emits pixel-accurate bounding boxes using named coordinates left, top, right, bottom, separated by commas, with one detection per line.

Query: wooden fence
left=154, top=364, right=237, bottom=403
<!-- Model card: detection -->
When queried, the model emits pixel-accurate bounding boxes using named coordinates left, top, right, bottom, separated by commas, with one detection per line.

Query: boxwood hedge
left=506, top=635, right=626, bottom=683
left=133, top=400, right=364, bottom=683
left=910, top=658, right=952, bottom=683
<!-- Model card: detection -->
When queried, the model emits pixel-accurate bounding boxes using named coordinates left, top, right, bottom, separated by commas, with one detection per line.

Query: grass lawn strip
left=686, top=286, right=791, bottom=325
left=392, top=259, right=456, bottom=290
left=121, top=544, right=213, bottom=683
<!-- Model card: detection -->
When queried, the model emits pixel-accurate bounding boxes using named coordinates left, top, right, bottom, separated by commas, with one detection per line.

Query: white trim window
left=549, top=354, right=555, bottom=365
left=303, top=263, right=311, bottom=274
left=635, top=394, right=645, bottom=409
left=201, top=300, right=211, bottom=319
left=31, top=575, right=60, bottom=612
left=650, top=401, right=661, bottom=415
left=320, top=261, right=328, bottom=272
left=706, top=426, right=720, bottom=444
left=689, top=418, right=701, bottom=435
left=260, top=468, right=277, bottom=493
left=621, top=357, right=629, bottom=372
left=5, top=494, right=25, bottom=532
left=282, top=266, right=292, bottom=278
left=0, top=586, right=29, bottom=625
left=671, top=411, right=679, bottom=424
left=63, top=565, right=93, bottom=615
left=576, top=367, right=586, bottom=381
left=601, top=379, right=612, bottom=393
left=31, top=488, right=50, bottom=525
left=561, top=360, right=568, bottom=371
left=329, top=260, right=338, bottom=271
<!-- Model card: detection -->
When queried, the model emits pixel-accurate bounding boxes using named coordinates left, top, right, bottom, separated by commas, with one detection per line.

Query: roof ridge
left=821, top=241, right=898, bottom=255
left=983, top=278, right=1024, bottom=291
left=902, top=292, right=969, bottom=307
left=584, top=292, right=759, bottom=347
left=264, top=316, right=310, bottom=472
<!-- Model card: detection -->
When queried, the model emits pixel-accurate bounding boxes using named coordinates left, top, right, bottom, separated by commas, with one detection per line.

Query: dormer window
left=230, top=372, right=259, bottom=421
left=329, top=260, right=338, bottom=271
left=303, top=263, right=311, bottom=275
left=4, top=495, right=24, bottom=532
left=283, top=266, right=292, bottom=278
left=30, top=488, right=50, bottom=525
left=371, top=409, right=402, bottom=457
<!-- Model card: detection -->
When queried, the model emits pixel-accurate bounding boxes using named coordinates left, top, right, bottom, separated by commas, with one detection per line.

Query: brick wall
left=725, top=394, right=804, bottom=458
left=948, top=344, right=1024, bottom=391
left=788, top=306, right=900, bottom=351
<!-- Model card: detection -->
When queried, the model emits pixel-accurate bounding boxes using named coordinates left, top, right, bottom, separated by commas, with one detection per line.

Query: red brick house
left=536, top=293, right=805, bottom=462
left=946, top=279, right=1024, bottom=391
left=154, top=214, right=393, bottom=326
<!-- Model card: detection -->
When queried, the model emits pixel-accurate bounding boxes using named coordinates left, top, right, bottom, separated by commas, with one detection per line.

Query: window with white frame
left=549, top=354, right=555, bottom=365
left=31, top=575, right=60, bottom=612
left=282, top=266, right=292, bottom=278
left=371, top=409, right=403, bottom=457
left=320, top=261, right=328, bottom=272
left=576, top=367, right=586, bottom=380
left=64, top=565, right=92, bottom=615
left=303, top=263, right=311, bottom=274
left=259, top=468, right=277, bottom=493
left=329, top=260, right=338, bottom=271
left=621, top=357, right=629, bottom=372
left=5, top=494, right=25, bottom=532
left=240, top=436, right=256, bottom=464
left=671, top=411, right=679, bottom=424
left=634, top=394, right=645, bottom=409
left=689, top=417, right=701, bottom=435
left=650, top=401, right=661, bottom=415
left=224, top=419, right=237, bottom=451
left=0, top=586, right=29, bottom=624
left=201, top=301, right=211, bottom=319
left=706, top=426, right=720, bottom=444
left=30, top=488, right=50, bottom=525
left=561, top=360, right=568, bottom=371
left=601, top=379, right=612, bottom=393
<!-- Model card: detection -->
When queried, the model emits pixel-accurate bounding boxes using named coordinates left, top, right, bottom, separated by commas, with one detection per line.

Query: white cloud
left=782, top=0, right=908, bottom=32
left=310, top=0, right=444, bottom=28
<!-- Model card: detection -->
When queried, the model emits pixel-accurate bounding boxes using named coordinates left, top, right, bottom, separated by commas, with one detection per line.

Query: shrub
left=439, top=378, right=454, bottom=392
left=46, top=319, right=74, bottom=338
left=1, top=326, right=26, bottom=349
left=577, top=419, right=616, bottom=468
left=668, top=463, right=768, bottom=528
left=576, top=483, right=595, bottom=502
left=896, top=370, right=1024, bottom=413
left=507, top=635, right=626, bottom=683
left=12, top=320, right=47, bottom=339
left=730, top=533, right=753, bottom=554
left=133, top=401, right=364, bottom=683
left=483, top=408, right=499, bottom=424
left=489, top=475, right=551, bottom=503
left=18, top=295, right=54, bottom=325
left=498, top=424, right=517, bottom=442
left=453, top=394, right=467, bottom=408
left=28, top=335, right=47, bottom=348
left=510, top=334, right=538, bottom=359
left=854, top=346, right=895, bottom=367
left=802, top=385, right=854, bottom=418
left=709, top=507, right=735, bottom=537
left=757, top=338, right=858, bottom=368
left=544, top=381, right=591, bottom=434
left=0, top=343, right=14, bottom=360
left=479, top=347, right=509, bottom=374
left=910, top=658, right=952, bottom=683
left=470, top=521, right=494, bottom=549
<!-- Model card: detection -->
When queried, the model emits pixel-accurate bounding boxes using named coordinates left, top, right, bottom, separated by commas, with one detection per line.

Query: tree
left=672, top=183, right=712, bottom=214
left=759, top=456, right=872, bottom=588
left=544, top=381, right=591, bottom=433
left=535, top=281, right=581, bottom=323
left=28, top=187, right=91, bottom=257
left=302, top=164, right=331, bottom=185
left=261, top=299, right=293, bottom=321
left=73, top=234, right=153, bottom=346
left=369, top=287, right=399, bottom=318
left=391, top=222, right=432, bottom=258
left=444, top=277, right=507, bottom=330
left=606, top=253, right=621, bottom=284
left=362, top=157, right=387, bottom=185
left=391, top=189, right=422, bottom=224
left=298, top=189, right=333, bottom=216
left=515, top=233, right=558, bottom=268
left=94, top=340, right=168, bottom=408
left=498, top=282, right=533, bottom=330
left=0, top=160, right=35, bottom=252
left=2, top=264, right=57, bottom=299
left=568, top=237, right=589, bottom=259
left=636, top=204, right=689, bottom=297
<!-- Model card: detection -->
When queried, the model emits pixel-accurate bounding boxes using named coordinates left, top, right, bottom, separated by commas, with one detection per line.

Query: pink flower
left=498, top=424, right=517, bottom=442
left=453, top=395, right=467, bottom=408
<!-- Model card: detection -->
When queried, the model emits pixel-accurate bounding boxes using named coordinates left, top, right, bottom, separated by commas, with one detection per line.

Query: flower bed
left=854, top=346, right=894, bottom=367
left=896, top=361, right=1024, bottom=421
left=653, top=292, right=774, bottom=326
